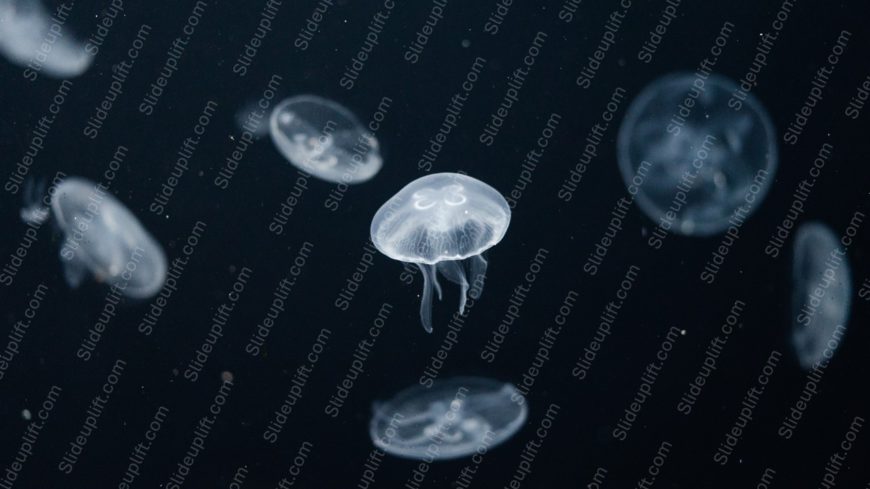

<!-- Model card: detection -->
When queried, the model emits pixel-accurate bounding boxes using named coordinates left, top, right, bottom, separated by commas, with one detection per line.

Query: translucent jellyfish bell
left=269, top=95, right=382, bottom=184
left=617, top=72, right=778, bottom=236
left=23, top=177, right=167, bottom=299
left=370, top=173, right=511, bottom=333
left=369, top=377, right=527, bottom=461
left=235, top=100, right=271, bottom=139
left=0, top=0, right=93, bottom=78
left=790, top=222, right=851, bottom=370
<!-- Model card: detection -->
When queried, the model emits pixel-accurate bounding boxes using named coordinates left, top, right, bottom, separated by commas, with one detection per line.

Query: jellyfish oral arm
left=415, top=255, right=491, bottom=331
left=468, top=254, right=487, bottom=300
left=20, top=177, right=49, bottom=225
left=20, top=205, right=49, bottom=225
left=437, top=260, right=469, bottom=314
left=61, top=254, right=88, bottom=288
left=418, top=263, right=436, bottom=333
left=431, top=265, right=443, bottom=301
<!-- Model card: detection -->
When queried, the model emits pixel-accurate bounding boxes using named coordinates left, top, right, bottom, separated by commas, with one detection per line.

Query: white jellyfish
left=22, top=177, right=167, bottom=299
left=235, top=100, right=271, bottom=140
left=0, top=0, right=93, bottom=78
left=369, top=377, right=527, bottom=461
left=791, top=222, right=851, bottom=369
left=617, top=73, right=778, bottom=236
left=269, top=95, right=382, bottom=184
left=370, top=173, right=511, bottom=332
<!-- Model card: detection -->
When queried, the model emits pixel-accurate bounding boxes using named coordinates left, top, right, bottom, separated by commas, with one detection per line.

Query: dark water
left=1, top=0, right=869, bottom=487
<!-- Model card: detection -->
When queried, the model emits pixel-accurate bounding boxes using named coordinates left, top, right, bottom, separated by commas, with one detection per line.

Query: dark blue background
left=1, top=0, right=868, bottom=487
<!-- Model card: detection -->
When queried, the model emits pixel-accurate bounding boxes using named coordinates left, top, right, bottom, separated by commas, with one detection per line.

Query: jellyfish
left=370, top=173, right=511, bottom=333
left=269, top=95, right=382, bottom=184
left=21, top=177, right=167, bottom=299
left=235, top=100, right=271, bottom=140
left=616, top=73, right=777, bottom=236
left=790, top=222, right=851, bottom=369
left=0, top=0, right=93, bottom=78
left=369, top=377, right=527, bottom=461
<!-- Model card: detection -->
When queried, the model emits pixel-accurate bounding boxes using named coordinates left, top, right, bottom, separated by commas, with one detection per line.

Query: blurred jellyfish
left=617, top=73, right=777, bottom=236
left=235, top=100, right=270, bottom=140
left=22, top=177, right=167, bottom=299
left=791, top=222, right=851, bottom=369
left=0, top=0, right=93, bottom=78
left=269, top=95, right=382, bottom=184
left=369, top=377, right=527, bottom=461
left=370, top=173, right=511, bottom=333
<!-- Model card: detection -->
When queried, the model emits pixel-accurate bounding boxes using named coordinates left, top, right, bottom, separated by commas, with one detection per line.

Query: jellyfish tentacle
left=61, top=246, right=88, bottom=288
left=417, top=263, right=436, bottom=333
left=432, top=265, right=443, bottom=301
left=436, top=260, right=468, bottom=314
left=20, top=177, right=49, bottom=225
left=467, top=254, right=488, bottom=300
